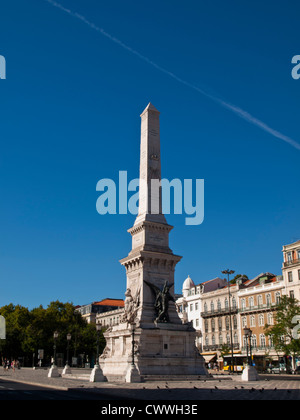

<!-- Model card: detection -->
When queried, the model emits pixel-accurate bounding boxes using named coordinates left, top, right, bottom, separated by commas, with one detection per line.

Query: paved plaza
left=0, top=368, right=300, bottom=400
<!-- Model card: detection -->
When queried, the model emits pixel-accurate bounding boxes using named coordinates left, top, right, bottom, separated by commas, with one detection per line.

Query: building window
left=218, top=317, right=222, bottom=331
left=249, top=297, right=254, bottom=308
left=275, top=292, right=281, bottom=305
left=211, top=301, right=214, bottom=313
left=250, top=315, right=256, bottom=327
left=241, top=299, right=246, bottom=310
left=298, top=249, right=300, bottom=260
left=298, top=270, right=300, bottom=281
left=258, top=295, right=263, bottom=307
left=219, top=334, right=223, bottom=345
left=242, top=317, right=247, bottom=328
left=259, top=314, right=264, bottom=327
left=205, top=320, right=208, bottom=333
left=225, top=298, right=229, bottom=310
left=269, top=335, right=274, bottom=347
left=212, top=335, right=216, bottom=345
left=260, top=334, right=266, bottom=348
left=195, top=302, right=199, bottom=311
left=233, top=315, right=237, bottom=330
left=290, top=290, right=295, bottom=299
left=251, top=335, right=257, bottom=348
left=232, top=296, right=237, bottom=309
left=234, top=333, right=238, bottom=344
left=266, top=294, right=271, bottom=307
left=204, top=303, right=208, bottom=313
left=226, top=333, right=230, bottom=345
left=217, top=299, right=221, bottom=311
left=287, top=252, right=293, bottom=262
left=226, top=317, right=230, bottom=331
left=211, top=319, right=215, bottom=332
left=288, top=272, right=293, bottom=282
left=267, top=313, right=273, bottom=325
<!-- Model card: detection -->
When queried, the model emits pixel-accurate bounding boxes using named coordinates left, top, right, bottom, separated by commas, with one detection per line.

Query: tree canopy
left=0, top=301, right=105, bottom=366
left=265, top=295, right=300, bottom=360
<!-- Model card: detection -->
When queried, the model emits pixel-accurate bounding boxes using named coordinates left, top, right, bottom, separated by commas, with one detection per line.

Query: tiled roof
left=94, top=298, right=124, bottom=307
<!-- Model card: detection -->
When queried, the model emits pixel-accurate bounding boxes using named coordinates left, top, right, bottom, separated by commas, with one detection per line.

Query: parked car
left=293, top=366, right=300, bottom=375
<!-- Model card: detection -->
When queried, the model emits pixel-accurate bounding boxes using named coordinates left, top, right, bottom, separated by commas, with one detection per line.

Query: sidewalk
left=0, top=367, right=300, bottom=400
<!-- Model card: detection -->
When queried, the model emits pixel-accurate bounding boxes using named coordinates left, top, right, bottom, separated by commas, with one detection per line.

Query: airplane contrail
left=43, top=0, right=300, bottom=151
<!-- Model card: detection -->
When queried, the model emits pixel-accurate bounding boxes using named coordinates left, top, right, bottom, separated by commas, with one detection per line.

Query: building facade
left=282, top=240, right=300, bottom=301
left=176, top=243, right=300, bottom=372
left=76, top=298, right=124, bottom=324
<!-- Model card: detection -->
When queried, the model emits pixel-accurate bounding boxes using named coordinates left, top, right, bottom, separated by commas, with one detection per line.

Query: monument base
left=100, top=322, right=208, bottom=382
left=241, top=365, right=260, bottom=382
left=48, top=366, right=60, bottom=378
left=125, top=364, right=142, bottom=383
left=62, top=365, right=72, bottom=375
left=90, top=365, right=106, bottom=382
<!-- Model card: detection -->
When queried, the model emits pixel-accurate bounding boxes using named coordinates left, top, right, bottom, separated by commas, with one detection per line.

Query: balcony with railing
left=203, top=343, right=240, bottom=352
left=239, top=302, right=278, bottom=314
left=283, top=258, right=300, bottom=268
left=201, top=306, right=238, bottom=318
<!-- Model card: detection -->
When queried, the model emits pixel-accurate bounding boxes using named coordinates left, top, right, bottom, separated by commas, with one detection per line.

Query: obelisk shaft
left=134, top=103, right=167, bottom=226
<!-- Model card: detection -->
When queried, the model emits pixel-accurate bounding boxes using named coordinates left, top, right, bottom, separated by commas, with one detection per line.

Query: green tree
left=265, top=295, right=300, bottom=371
left=0, top=301, right=105, bottom=367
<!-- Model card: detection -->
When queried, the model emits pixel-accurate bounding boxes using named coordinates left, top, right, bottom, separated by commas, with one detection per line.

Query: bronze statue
left=144, top=280, right=175, bottom=323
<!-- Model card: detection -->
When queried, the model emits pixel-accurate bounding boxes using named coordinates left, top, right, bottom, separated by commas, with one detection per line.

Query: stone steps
left=141, top=374, right=213, bottom=382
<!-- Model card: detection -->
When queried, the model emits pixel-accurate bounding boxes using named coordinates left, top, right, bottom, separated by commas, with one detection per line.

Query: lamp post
left=62, top=333, right=72, bottom=375
left=66, top=333, right=71, bottom=367
left=53, top=330, right=58, bottom=367
left=222, top=269, right=235, bottom=374
left=241, top=327, right=259, bottom=382
left=95, top=324, right=102, bottom=367
left=125, top=321, right=141, bottom=383
left=48, top=331, right=60, bottom=378
left=89, top=323, right=105, bottom=382
left=243, top=327, right=252, bottom=365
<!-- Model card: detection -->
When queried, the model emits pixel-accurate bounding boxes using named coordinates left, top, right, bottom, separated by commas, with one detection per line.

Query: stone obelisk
left=100, top=103, right=207, bottom=381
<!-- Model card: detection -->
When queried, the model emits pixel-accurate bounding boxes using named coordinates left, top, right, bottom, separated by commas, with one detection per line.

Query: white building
left=282, top=240, right=300, bottom=301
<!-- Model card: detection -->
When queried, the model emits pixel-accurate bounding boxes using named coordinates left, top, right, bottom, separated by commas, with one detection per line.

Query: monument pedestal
left=125, top=364, right=142, bottom=383
left=241, top=365, right=260, bottom=382
left=101, top=321, right=207, bottom=382
left=48, top=365, right=60, bottom=378
left=62, top=365, right=72, bottom=375
left=90, top=364, right=106, bottom=382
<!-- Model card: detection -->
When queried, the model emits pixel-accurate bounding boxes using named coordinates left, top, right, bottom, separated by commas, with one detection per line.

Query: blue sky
left=0, top=0, right=299, bottom=309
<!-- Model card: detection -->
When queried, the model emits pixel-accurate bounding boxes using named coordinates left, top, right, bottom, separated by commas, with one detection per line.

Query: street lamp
left=95, top=324, right=102, bottom=367
left=222, top=269, right=235, bottom=374
left=241, top=326, right=259, bottom=382
left=243, top=327, right=253, bottom=366
left=131, top=322, right=136, bottom=368
left=89, top=323, right=105, bottom=382
left=62, top=333, right=72, bottom=376
left=53, top=331, right=59, bottom=367
left=66, top=333, right=71, bottom=367
left=48, top=330, right=60, bottom=378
